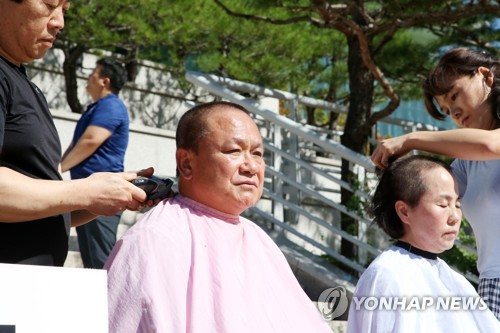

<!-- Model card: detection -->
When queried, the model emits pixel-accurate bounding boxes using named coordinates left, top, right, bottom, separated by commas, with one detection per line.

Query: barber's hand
left=84, top=172, right=147, bottom=216
left=371, top=135, right=409, bottom=169
left=137, top=166, right=154, bottom=178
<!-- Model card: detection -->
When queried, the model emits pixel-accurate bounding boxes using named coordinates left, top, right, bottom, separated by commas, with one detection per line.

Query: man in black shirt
left=0, top=0, right=154, bottom=266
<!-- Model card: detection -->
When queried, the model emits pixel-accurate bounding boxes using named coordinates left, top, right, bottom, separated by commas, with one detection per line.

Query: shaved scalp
left=176, top=101, right=250, bottom=153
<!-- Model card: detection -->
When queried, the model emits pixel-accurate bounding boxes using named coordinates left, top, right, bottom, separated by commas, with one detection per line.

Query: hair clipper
left=132, top=176, right=173, bottom=200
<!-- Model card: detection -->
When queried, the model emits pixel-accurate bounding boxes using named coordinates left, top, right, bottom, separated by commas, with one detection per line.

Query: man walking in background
left=62, top=58, right=130, bottom=269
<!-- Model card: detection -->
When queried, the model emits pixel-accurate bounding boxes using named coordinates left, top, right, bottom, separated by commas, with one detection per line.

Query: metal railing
left=29, top=53, right=476, bottom=281
left=186, top=71, right=479, bottom=283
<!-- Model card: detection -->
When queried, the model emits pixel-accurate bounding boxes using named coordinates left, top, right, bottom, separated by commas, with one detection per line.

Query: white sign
left=0, top=263, right=108, bottom=333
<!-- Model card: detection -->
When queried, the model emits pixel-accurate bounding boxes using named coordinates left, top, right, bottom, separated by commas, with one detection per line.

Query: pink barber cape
left=105, top=194, right=332, bottom=333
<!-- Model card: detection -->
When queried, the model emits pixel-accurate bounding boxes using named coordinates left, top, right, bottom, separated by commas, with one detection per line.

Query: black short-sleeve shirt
left=0, top=56, right=70, bottom=266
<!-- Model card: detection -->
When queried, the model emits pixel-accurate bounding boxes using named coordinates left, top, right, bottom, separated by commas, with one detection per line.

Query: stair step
left=327, top=321, right=347, bottom=332
left=64, top=250, right=83, bottom=268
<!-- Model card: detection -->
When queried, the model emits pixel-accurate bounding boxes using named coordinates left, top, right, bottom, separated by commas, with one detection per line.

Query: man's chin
left=30, top=48, right=51, bottom=61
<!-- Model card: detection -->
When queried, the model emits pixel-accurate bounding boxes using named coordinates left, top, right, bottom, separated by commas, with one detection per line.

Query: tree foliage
left=209, top=0, right=499, bottom=261
left=60, top=0, right=348, bottom=114
left=59, top=0, right=499, bottom=263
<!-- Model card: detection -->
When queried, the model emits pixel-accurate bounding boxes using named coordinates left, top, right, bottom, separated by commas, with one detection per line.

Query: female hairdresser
left=371, top=48, right=500, bottom=319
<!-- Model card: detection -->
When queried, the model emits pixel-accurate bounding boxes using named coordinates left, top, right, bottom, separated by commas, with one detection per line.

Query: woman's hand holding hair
left=371, top=134, right=411, bottom=169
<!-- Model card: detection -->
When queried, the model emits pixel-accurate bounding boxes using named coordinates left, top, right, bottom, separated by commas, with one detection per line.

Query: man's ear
left=395, top=200, right=411, bottom=226
left=176, top=148, right=193, bottom=180
left=102, top=77, right=111, bottom=88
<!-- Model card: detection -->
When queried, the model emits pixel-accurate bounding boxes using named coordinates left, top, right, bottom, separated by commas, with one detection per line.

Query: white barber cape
left=347, top=245, right=500, bottom=333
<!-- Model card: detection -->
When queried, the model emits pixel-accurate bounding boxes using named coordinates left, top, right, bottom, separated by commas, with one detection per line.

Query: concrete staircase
left=64, top=210, right=348, bottom=332
left=64, top=227, right=84, bottom=268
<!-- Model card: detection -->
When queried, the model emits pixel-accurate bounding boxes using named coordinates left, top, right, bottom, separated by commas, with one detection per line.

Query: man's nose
left=241, top=153, right=260, bottom=174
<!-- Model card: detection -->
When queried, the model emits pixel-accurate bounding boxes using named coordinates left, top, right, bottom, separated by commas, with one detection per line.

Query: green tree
left=57, top=0, right=171, bottom=113
left=59, top=0, right=498, bottom=265
left=60, top=0, right=346, bottom=118
left=211, top=0, right=499, bottom=263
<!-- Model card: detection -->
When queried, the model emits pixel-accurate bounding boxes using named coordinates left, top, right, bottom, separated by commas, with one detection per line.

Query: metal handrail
left=186, top=71, right=375, bottom=172
left=263, top=141, right=371, bottom=200
left=249, top=205, right=368, bottom=274
left=261, top=188, right=382, bottom=257
left=186, top=71, right=449, bottom=132
left=186, top=70, right=479, bottom=283
left=265, top=167, right=373, bottom=227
